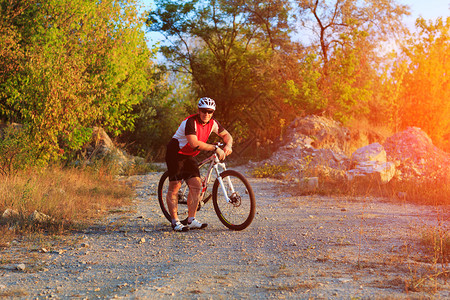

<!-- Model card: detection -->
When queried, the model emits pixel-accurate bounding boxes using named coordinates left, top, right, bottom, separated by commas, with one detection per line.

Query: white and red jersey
left=172, top=114, right=225, bottom=156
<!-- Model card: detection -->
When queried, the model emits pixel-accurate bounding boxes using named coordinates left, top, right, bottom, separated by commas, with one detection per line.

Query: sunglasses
left=200, top=108, right=214, bottom=115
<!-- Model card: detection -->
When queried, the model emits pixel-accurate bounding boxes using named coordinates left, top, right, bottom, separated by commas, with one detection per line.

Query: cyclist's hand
left=216, top=147, right=226, bottom=160
left=223, top=145, right=233, bottom=156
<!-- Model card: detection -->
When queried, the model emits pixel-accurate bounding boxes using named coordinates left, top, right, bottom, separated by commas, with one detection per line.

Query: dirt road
left=1, top=168, right=449, bottom=299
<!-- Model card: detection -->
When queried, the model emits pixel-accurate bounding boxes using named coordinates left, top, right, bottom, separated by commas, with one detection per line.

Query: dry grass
left=0, top=165, right=133, bottom=244
left=419, top=225, right=450, bottom=264
left=388, top=176, right=450, bottom=206
left=312, top=170, right=449, bottom=206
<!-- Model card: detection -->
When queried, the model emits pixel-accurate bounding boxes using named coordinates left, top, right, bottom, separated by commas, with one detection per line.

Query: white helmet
left=198, top=97, right=216, bottom=110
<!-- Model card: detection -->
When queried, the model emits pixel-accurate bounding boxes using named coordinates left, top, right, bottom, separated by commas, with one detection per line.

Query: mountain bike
left=157, top=145, right=255, bottom=231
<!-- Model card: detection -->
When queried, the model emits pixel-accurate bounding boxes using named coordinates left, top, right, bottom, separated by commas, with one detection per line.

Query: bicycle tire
left=212, top=170, right=255, bottom=231
left=157, top=171, right=212, bottom=223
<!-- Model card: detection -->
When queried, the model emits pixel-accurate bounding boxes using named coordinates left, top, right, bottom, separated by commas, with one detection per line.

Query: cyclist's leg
left=166, top=180, right=182, bottom=222
left=182, top=155, right=202, bottom=219
left=165, top=139, right=185, bottom=225
left=186, top=176, right=202, bottom=218
left=186, top=176, right=207, bottom=229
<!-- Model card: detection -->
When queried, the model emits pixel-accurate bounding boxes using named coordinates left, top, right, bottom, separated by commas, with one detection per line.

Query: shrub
left=251, top=163, right=291, bottom=178
left=0, top=124, right=42, bottom=175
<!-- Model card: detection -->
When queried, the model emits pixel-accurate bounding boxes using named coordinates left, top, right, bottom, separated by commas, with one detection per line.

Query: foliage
left=284, top=29, right=375, bottom=123
left=294, top=0, right=409, bottom=65
left=285, top=0, right=409, bottom=124
left=0, top=0, right=154, bottom=164
left=0, top=124, right=41, bottom=175
left=118, top=66, right=194, bottom=160
left=324, top=30, right=373, bottom=123
left=147, top=0, right=294, bottom=145
left=283, top=54, right=326, bottom=114
left=142, top=0, right=424, bottom=157
left=393, top=17, right=450, bottom=151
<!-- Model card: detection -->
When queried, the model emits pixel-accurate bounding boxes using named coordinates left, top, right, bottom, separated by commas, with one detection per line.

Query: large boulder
left=350, top=143, right=386, bottom=164
left=288, top=115, right=351, bottom=152
left=79, top=127, right=144, bottom=174
left=259, top=115, right=351, bottom=171
left=346, top=143, right=396, bottom=184
left=383, top=127, right=450, bottom=181
left=83, top=127, right=116, bottom=159
left=250, top=115, right=354, bottom=186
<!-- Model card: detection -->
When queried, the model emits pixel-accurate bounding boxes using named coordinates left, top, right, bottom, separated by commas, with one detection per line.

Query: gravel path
left=1, top=166, right=449, bottom=299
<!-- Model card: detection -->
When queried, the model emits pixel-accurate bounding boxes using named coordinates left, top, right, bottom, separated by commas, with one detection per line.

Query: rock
left=347, top=161, right=396, bottom=184
left=383, top=127, right=450, bottom=180
left=351, top=143, right=386, bottom=165
left=299, top=177, right=319, bottom=192
left=290, top=115, right=350, bottom=152
left=78, top=127, right=146, bottom=175
left=346, top=143, right=396, bottom=184
left=29, top=210, right=54, bottom=224
left=255, top=115, right=351, bottom=179
left=2, top=208, right=20, bottom=220
left=16, top=263, right=26, bottom=271
left=254, top=116, right=448, bottom=187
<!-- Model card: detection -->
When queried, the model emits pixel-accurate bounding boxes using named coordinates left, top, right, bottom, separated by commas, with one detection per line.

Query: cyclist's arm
left=218, top=129, right=233, bottom=156
left=186, top=134, right=216, bottom=152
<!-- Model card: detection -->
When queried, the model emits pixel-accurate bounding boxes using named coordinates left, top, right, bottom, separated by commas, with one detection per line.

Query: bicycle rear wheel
left=212, top=170, right=255, bottom=231
left=157, top=170, right=212, bottom=223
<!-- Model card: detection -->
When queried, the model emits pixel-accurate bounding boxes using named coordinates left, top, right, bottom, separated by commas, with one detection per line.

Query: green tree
left=0, top=0, right=34, bottom=120
left=286, top=0, right=409, bottom=124
left=118, top=65, right=194, bottom=160
left=294, top=0, right=409, bottom=66
left=147, top=0, right=293, bottom=146
left=0, top=0, right=154, bottom=162
left=284, top=27, right=380, bottom=123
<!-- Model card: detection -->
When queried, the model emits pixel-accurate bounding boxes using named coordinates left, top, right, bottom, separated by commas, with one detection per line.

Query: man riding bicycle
left=165, top=97, right=233, bottom=231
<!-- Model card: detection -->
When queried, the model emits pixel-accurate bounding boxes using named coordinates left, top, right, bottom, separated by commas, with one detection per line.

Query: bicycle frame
left=198, top=152, right=235, bottom=203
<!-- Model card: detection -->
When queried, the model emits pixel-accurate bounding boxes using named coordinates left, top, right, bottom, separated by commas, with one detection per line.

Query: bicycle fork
left=214, top=164, right=234, bottom=203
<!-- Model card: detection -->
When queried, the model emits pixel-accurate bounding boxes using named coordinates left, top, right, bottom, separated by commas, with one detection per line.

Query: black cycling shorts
left=165, top=138, right=200, bottom=181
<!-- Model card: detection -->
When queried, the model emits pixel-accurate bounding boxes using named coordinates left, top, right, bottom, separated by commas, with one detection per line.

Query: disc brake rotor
left=229, top=192, right=242, bottom=207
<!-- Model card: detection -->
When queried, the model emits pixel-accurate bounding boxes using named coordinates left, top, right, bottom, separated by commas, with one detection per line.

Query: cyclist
left=165, top=97, right=233, bottom=231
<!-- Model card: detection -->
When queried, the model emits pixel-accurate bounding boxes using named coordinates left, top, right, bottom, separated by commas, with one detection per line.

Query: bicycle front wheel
left=212, top=170, right=255, bottom=231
